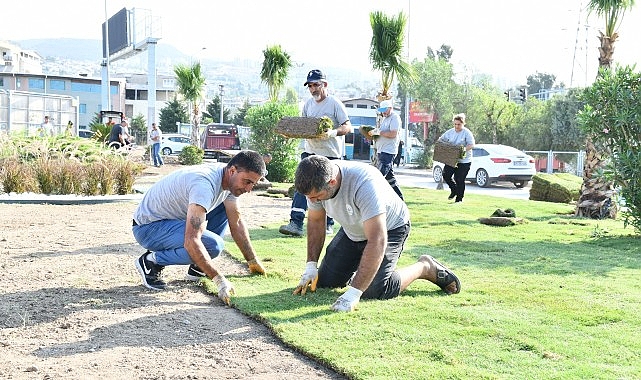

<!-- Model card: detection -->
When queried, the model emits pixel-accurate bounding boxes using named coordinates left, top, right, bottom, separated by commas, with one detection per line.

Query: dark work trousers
left=443, top=162, right=471, bottom=202
left=289, top=152, right=339, bottom=228
left=317, top=222, right=410, bottom=299
left=377, top=152, right=404, bottom=200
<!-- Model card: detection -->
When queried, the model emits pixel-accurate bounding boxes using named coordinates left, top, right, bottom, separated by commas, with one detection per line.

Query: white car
left=432, top=143, right=536, bottom=188
left=160, top=134, right=192, bottom=155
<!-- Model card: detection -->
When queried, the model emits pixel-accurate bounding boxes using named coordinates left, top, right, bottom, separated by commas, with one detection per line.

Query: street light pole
left=218, top=84, right=224, bottom=124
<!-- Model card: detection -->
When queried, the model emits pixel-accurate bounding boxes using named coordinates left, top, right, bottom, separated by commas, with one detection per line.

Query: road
left=393, top=166, right=531, bottom=200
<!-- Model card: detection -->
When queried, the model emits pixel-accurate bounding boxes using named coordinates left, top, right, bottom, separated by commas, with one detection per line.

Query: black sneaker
left=135, top=251, right=166, bottom=290
left=185, top=264, right=206, bottom=281
left=448, top=192, right=456, bottom=200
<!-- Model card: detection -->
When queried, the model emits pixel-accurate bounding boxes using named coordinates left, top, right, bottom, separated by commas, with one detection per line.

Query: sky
left=3, top=0, right=641, bottom=88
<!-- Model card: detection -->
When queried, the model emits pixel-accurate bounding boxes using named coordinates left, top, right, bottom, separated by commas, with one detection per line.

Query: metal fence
left=524, top=150, right=585, bottom=177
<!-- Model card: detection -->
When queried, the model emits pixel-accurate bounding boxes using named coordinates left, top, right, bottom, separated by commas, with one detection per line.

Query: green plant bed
left=0, top=135, right=143, bottom=195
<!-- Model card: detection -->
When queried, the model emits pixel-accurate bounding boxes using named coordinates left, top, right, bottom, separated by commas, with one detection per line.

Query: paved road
left=393, top=165, right=531, bottom=200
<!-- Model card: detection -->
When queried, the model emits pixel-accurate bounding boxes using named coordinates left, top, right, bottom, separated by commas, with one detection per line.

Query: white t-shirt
left=377, top=112, right=401, bottom=155
left=133, top=163, right=236, bottom=225
left=308, top=161, right=409, bottom=241
left=302, top=95, right=350, bottom=158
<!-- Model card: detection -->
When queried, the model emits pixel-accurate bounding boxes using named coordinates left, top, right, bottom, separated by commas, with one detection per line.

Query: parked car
left=160, top=134, right=192, bottom=155
left=432, top=143, right=536, bottom=188
left=78, top=129, right=95, bottom=139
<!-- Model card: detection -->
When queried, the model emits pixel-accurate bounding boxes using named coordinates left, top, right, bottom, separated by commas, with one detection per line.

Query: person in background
left=40, top=116, right=54, bottom=137
left=150, top=123, right=164, bottom=167
left=291, top=155, right=460, bottom=312
left=108, top=119, right=127, bottom=149
left=121, top=120, right=133, bottom=146
left=394, top=140, right=404, bottom=167
left=438, top=113, right=475, bottom=203
left=367, top=99, right=403, bottom=200
left=279, top=69, right=352, bottom=237
left=132, top=150, right=268, bottom=305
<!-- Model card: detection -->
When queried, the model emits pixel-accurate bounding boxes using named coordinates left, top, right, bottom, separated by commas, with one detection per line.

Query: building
left=0, top=40, right=179, bottom=136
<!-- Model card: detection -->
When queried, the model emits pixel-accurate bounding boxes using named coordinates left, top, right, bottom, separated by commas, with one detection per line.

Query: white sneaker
left=326, top=225, right=334, bottom=235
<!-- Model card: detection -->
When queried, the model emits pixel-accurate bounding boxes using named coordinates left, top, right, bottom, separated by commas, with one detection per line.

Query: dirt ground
left=0, top=162, right=347, bottom=380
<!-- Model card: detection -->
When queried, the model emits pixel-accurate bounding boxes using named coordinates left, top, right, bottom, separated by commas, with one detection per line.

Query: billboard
left=409, top=101, right=435, bottom=123
left=102, top=8, right=130, bottom=57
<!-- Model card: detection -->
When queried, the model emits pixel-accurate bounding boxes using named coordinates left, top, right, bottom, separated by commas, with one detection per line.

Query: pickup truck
left=200, top=123, right=241, bottom=160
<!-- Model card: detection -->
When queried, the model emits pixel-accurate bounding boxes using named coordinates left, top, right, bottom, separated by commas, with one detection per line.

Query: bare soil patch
left=0, top=162, right=346, bottom=379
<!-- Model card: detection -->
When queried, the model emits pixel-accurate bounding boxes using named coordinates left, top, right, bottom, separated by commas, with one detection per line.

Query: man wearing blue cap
left=279, top=69, right=352, bottom=237
left=369, top=99, right=404, bottom=200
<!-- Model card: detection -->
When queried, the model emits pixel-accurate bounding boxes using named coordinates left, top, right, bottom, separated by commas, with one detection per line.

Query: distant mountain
left=12, top=38, right=188, bottom=63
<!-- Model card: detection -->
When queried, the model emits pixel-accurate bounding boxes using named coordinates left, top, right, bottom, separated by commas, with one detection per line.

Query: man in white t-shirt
left=291, top=155, right=461, bottom=312
left=132, top=151, right=268, bottom=305
left=279, top=69, right=352, bottom=238
left=367, top=99, right=404, bottom=200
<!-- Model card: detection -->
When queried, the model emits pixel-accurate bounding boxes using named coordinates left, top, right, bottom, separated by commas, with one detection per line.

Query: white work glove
left=331, top=286, right=363, bottom=313
left=247, top=258, right=266, bottom=275
left=213, top=274, right=235, bottom=305
left=322, top=129, right=338, bottom=139
left=292, top=261, right=318, bottom=295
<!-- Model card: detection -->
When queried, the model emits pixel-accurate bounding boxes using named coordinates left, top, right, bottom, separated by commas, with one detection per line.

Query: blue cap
left=304, top=69, right=326, bottom=86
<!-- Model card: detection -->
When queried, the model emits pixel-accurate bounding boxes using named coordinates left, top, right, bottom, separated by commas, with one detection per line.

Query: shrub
left=178, top=145, right=204, bottom=165
left=244, top=101, right=299, bottom=182
left=0, top=158, right=35, bottom=193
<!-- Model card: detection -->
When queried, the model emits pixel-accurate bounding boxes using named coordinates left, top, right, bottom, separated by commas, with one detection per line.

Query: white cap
left=378, top=99, right=393, bottom=112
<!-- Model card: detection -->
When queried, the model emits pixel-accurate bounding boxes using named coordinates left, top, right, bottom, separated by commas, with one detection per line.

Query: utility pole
left=218, top=84, right=224, bottom=124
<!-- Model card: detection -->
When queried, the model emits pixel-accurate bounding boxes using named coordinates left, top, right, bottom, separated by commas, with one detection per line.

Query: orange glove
left=247, top=258, right=266, bottom=275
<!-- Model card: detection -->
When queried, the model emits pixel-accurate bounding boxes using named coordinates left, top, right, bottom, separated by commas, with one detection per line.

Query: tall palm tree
left=260, top=45, right=292, bottom=102
left=575, top=0, right=635, bottom=218
left=174, top=62, right=206, bottom=147
left=369, top=11, right=415, bottom=101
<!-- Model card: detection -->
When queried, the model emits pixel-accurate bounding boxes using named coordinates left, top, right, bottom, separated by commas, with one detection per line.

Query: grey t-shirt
left=302, top=95, right=350, bottom=158
left=308, top=161, right=409, bottom=241
left=438, top=126, right=475, bottom=163
left=133, top=163, right=235, bottom=225
left=377, top=112, right=401, bottom=155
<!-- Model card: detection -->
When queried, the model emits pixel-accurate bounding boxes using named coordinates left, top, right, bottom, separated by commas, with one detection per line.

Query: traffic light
left=504, top=91, right=511, bottom=101
left=519, top=88, right=527, bottom=102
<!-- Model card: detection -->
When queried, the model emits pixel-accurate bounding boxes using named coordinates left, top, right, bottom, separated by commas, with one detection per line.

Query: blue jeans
left=132, top=203, right=228, bottom=266
left=317, top=223, right=410, bottom=299
left=289, top=152, right=335, bottom=228
left=152, top=143, right=163, bottom=166
left=377, top=152, right=404, bottom=200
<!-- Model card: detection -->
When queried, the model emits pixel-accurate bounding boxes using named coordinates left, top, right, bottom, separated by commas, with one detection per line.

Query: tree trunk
left=575, top=138, right=617, bottom=219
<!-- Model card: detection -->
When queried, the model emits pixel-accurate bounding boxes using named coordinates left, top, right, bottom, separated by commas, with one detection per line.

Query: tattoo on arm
left=189, top=215, right=204, bottom=230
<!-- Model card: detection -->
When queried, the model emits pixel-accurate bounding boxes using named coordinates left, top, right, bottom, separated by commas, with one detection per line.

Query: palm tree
left=260, top=45, right=292, bottom=102
left=575, top=0, right=635, bottom=218
left=369, top=11, right=415, bottom=101
left=174, top=62, right=206, bottom=147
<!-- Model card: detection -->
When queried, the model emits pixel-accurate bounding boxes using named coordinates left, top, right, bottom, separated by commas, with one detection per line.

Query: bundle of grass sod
left=433, top=140, right=465, bottom=167
left=275, top=116, right=334, bottom=138
left=479, top=208, right=524, bottom=226
left=529, top=172, right=582, bottom=203
left=359, top=125, right=379, bottom=141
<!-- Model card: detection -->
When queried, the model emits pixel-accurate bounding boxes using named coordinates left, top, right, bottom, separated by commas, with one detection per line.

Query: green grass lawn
left=222, top=186, right=641, bottom=380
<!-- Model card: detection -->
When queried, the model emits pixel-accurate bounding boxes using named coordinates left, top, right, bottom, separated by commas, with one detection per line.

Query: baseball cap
left=378, top=99, right=393, bottom=112
left=304, top=69, right=326, bottom=86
